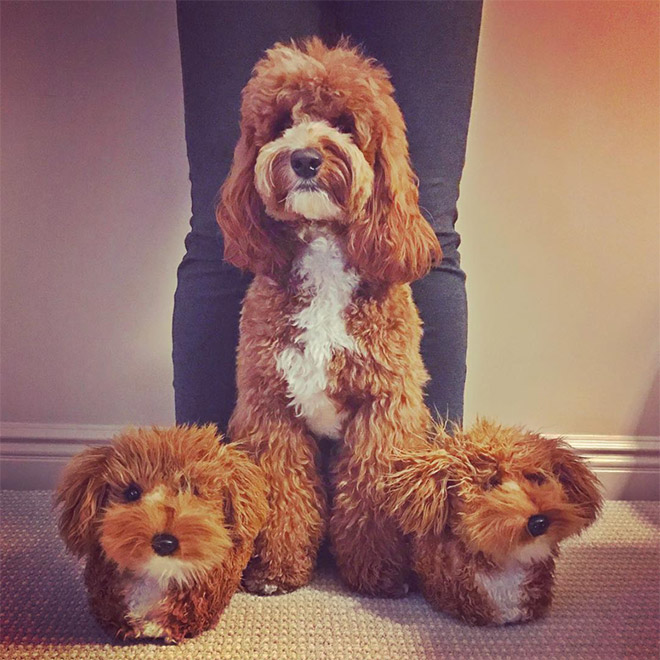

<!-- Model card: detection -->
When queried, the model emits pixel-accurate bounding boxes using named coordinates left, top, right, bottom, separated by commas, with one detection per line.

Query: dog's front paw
left=383, top=580, right=410, bottom=599
left=338, top=556, right=411, bottom=598
left=242, top=578, right=290, bottom=596
left=357, top=574, right=410, bottom=599
left=241, top=556, right=312, bottom=595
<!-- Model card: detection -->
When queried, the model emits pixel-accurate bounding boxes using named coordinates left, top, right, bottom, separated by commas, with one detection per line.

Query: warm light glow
left=461, top=0, right=659, bottom=435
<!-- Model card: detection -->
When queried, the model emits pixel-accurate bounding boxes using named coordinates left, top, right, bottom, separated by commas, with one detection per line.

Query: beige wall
left=460, top=0, right=659, bottom=436
left=1, top=1, right=188, bottom=425
left=1, top=1, right=658, bottom=437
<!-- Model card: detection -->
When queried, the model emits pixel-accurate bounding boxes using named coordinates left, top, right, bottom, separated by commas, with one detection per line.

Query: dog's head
left=55, top=426, right=268, bottom=586
left=217, top=37, right=441, bottom=283
left=385, top=420, right=602, bottom=566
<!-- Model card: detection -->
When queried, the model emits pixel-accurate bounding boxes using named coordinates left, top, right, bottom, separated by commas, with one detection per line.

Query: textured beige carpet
left=1, top=492, right=658, bottom=660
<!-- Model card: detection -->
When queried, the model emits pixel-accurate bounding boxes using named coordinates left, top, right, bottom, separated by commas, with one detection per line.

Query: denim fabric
left=173, top=1, right=482, bottom=430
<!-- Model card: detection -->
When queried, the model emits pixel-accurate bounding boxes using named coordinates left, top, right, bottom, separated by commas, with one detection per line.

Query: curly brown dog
left=56, top=426, right=268, bottom=643
left=383, top=420, right=603, bottom=624
left=216, top=38, right=441, bottom=597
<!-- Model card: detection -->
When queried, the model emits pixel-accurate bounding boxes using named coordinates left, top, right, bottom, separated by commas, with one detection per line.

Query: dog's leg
left=235, top=416, right=327, bottom=595
left=329, top=402, right=426, bottom=597
left=329, top=446, right=410, bottom=597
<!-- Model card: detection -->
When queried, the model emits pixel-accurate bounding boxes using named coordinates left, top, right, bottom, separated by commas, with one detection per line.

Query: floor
left=1, top=492, right=658, bottom=659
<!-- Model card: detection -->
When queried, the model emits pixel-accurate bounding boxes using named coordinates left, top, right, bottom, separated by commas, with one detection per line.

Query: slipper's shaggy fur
left=383, top=420, right=603, bottom=624
left=55, top=426, right=268, bottom=643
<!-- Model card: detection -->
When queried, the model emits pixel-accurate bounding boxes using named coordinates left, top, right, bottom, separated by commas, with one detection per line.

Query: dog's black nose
left=291, top=148, right=323, bottom=179
left=151, top=533, right=179, bottom=556
left=527, top=514, right=550, bottom=537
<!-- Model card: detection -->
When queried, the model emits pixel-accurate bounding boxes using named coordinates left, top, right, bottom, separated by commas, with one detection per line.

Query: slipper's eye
left=123, top=483, right=142, bottom=502
left=525, top=473, right=546, bottom=486
left=484, top=474, right=501, bottom=490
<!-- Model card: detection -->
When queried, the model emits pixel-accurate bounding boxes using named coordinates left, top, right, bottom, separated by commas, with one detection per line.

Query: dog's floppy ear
left=383, top=448, right=453, bottom=537
left=217, top=444, right=269, bottom=544
left=345, top=96, right=442, bottom=285
left=55, top=446, right=111, bottom=556
left=552, top=441, right=603, bottom=525
left=216, top=124, right=294, bottom=278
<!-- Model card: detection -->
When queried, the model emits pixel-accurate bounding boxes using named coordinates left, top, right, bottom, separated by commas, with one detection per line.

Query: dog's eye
left=483, top=474, right=501, bottom=490
left=525, top=473, right=546, bottom=486
left=272, top=112, right=292, bottom=137
left=123, top=483, right=142, bottom=502
left=192, top=485, right=201, bottom=497
left=335, top=113, right=355, bottom=135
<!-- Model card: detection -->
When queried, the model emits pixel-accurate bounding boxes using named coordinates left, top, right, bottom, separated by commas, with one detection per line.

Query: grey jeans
left=173, top=0, right=482, bottom=430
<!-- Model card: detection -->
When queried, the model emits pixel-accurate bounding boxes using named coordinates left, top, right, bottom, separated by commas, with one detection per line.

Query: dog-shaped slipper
left=383, top=420, right=602, bottom=625
left=55, top=425, right=268, bottom=643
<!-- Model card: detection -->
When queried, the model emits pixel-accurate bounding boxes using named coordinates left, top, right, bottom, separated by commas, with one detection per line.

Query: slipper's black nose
left=151, top=533, right=179, bottom=556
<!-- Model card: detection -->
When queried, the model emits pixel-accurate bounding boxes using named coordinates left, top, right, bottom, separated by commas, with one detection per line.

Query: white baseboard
left=564, top=434, right=659, bottom=501
left=1, top=423, right=658, bottom=499
left=0, top=422, right=125, bottom=490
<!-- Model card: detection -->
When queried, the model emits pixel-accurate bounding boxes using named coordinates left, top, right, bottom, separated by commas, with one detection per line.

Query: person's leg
left=174, top=2, right=335, bottom=430
left=335, top=0, right=483, bottom=423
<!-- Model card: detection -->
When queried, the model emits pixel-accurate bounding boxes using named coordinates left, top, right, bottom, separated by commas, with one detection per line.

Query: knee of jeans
left=181, top=226, right=224, bottom=261
left=432, top=244, right=464, bottom=280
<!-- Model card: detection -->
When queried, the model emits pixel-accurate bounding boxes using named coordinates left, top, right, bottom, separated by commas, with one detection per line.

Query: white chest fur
left=474, top=564, right=529, bottom=624
left=125, top=575, right=168, bottom=638
left=276, top=232, right=360, bottom=439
